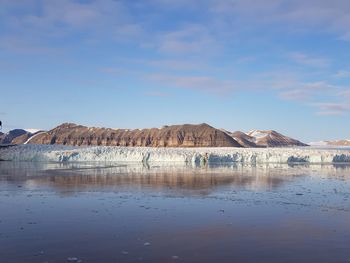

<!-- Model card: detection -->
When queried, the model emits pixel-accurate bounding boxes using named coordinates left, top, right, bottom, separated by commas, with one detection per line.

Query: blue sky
left=1, top=0, right=350, bottom=142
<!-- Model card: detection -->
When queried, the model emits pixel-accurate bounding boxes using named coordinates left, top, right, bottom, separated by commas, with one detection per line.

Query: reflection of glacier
left=1, top=144, right=350, bottom=164
left=1, top=161, right=350, bottom=193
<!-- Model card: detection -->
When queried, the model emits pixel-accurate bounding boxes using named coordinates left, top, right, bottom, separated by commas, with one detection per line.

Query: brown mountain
left=223, top=130, right=260, bottom=147
left=0, top=129, right=33, bottom=145
left=327, top=140, right=350, bottom=146
left=28, top=123, right=242, bottom=147
left=245, top=130, right=308, bottom=147
left=310, top=139, right=350, bottom=146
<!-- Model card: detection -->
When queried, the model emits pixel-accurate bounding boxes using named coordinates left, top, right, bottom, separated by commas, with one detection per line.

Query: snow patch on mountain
left=247, top=130, right=269, bottom=140
left=24, top=129, right=41, bottom=134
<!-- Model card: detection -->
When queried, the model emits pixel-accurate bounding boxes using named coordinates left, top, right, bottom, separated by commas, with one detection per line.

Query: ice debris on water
left=67, top=257, right=82, bottom=262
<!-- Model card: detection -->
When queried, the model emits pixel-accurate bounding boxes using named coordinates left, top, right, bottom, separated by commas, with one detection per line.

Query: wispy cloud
left=314, top=102, right=350, bottom=116
left=157, top=25, right=219, bottom=55
left=148, top=73, right=234, bottom=94
left=279, top=81, right=336, bottom=101
left=0, top=0, right=141, bottom=53
left=0, top=36, right=64, bottom=55
left=338, top=89, right=350, bottom=99
left=288, top=52, right=330, bottom=68
left=209, top=0, right=350, bottom=40
left=147, top=59, right=204, bottom=71
left=340, top=32, right=350, bottom=41
left=333, top=70, right=350, bottom=78
left=100, top=67, right=125, bottom=75
left=2, top=0, right=350, bottom=121
left=278, top=81, right=350, bottom=115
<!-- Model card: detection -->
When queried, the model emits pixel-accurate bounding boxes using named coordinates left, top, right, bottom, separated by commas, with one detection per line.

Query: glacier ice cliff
left=1, top=145, right=350, bottom=165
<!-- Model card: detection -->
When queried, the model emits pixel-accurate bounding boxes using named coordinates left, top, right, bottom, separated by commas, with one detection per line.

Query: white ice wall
left=1, top=144, right=350, bottom=164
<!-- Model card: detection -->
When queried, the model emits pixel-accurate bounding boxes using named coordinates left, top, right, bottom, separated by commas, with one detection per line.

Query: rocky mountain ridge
left=27, top=123, right=242, bottom=147
left=1, top=123, right=310, bottom=148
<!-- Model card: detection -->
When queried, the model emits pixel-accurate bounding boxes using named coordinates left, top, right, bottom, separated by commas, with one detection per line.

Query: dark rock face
left=29, top=123, right=243, bottom=147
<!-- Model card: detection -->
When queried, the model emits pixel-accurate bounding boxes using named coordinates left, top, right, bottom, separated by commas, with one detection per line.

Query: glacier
left=1, top=144, right=350, bottom=165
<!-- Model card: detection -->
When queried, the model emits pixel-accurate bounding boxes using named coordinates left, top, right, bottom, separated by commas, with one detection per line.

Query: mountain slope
left=327, top=140, right=350, bottom=146
left=309, top=139, right=350, bottom=146
left=246, top=130, right=308, bottom=147
left=0, top=129, right=44, bottom=145
left=223, top=130, right=260, bottom=147
left=0, top=129, right=29, bottom=144
left=28, top=123, right=243, bottom=147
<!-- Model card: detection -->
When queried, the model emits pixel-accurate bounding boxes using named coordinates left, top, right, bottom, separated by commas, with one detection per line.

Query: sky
left=1, top=0, right=350, bottom=142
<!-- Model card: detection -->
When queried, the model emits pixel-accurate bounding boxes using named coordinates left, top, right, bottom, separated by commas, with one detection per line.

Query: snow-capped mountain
left=222, top=130, right=260, bottom=147
left=226, top=130, right=308, bottom=147
left=2, top=123, right=308, bottom=148
left=245, top=130, right=308, bottom=147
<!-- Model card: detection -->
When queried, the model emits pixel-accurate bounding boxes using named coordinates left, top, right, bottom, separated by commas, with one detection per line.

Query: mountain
left=0, top=129, right=42, bottom=145
left=309, top=140, right=350, bottom=146
left=327, top=140, right=350, bottom=146
left=224, top=130, right=308, bottom=147
left=223, top=130, right=260, bottom=147
left=0, top=129, right=29, bottom=144
left=3, top=123, right=308, bottom=148
left=245, top=130, right=308, bottom=147
left=28, top=123, right=242, bottom=147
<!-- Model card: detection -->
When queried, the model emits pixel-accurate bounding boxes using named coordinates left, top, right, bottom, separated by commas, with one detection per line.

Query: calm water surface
left=0, top=162, right=350, bottom=262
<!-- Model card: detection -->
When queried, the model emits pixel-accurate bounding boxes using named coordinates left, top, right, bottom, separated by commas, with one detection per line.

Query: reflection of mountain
left=30, top=170, right=288, bottom=193
left=1, top=162, right=350, bottom=194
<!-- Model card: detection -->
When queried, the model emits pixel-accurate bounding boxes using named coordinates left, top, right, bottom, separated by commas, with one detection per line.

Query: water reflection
left=1, top=161, right=350, bottom=194
left=1, top=161, right=350, bottom=263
